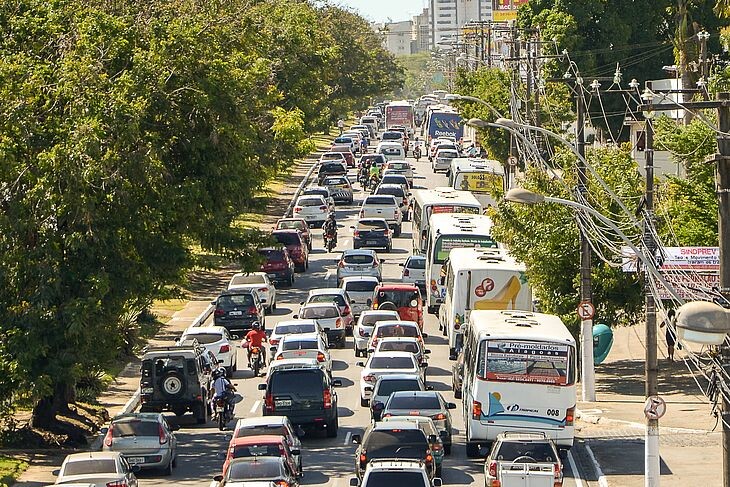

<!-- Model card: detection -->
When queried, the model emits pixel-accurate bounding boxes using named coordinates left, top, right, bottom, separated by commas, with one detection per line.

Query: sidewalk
left=576, top=322, right=721, bottom=486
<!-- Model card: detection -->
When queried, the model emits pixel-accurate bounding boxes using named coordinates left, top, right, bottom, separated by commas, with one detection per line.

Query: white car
left=272, top=332, right=331, bottom=373
left=383, top=160, right=414, bottom=187
left=376, top=141, right=405, bottom=161
left=301, top=186, right=336, bottom=214
left=319, top=152, right=347, bottom=164
left=178, top=326, right=237, bottom=376
left=300, top=288, right=355, bottom=333
left=374, top=337, right=430, bottom=368
left=432, top=146, right=460, bottom=173
left=293, top=195, right=330, bottom=227
left=400, top=255, right=426, bottom=288
left=268, top=319, right=325, bottom=358
left=336, top=249, right=383, bottom=284
left=368, top=320, right=424, bottom=351
left=227, top=272, right=277, bottom=311
left=357, top=351, right=422, bottom=407
left=55, top=451, right=139, bottom=486
left=359, top=195, right=402, bottom=236
left=353, top=459, right=438, bottom=487
left=341, top=276, right=380, bottom=317
left=353, top=310, right=400, bottom=358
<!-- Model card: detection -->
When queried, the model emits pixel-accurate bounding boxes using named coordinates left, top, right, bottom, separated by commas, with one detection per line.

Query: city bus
left=411, top=187, right=482, bottom=254
left=442, top=247, right=532, bottom=357
left=425, top=213, right=498, bottom=314
left=447, top=158, right=506, bottom=209
left=460, top=310, right=576, bottom=457
left=424, top=106, right=464, bottom=145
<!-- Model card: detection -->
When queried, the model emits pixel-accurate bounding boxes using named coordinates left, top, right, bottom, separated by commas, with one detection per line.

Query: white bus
left=411, top=187, right=482, bottom=254
left=447, top=158, right=506, bottom=209
left=425, top=213, right=498, bottom=314
left=460, top=310, right=576, bottom=457
left=442, top=248, right=532, bottom=357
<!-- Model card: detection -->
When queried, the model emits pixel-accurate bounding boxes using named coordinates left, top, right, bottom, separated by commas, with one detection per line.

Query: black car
left=352, top=218, right=392, bottom=252
left=259, top=363, right=342, bottom=436
left=214, top=456, right=299, bottom=487
left=318, top=162, right=348, bottom=185
left=352, top=421, right=435, bottom=480
left=381, top=391, right=456, bottom=454
left=213, top=288, right=265, bottom=337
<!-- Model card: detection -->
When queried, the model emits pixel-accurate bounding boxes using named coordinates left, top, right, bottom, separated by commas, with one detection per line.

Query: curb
left=584, top=441, right=609, bottom=487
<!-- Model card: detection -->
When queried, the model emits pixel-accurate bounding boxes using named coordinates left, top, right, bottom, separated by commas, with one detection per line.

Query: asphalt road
left=120, top=150, right=592, bottom=487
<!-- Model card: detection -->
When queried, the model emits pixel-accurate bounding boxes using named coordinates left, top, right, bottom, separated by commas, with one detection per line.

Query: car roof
left=374, top=320, right=420, bottom=328
left=341, top=276, right=381, bottom=283
left=369, top=351, right=415, bottom=359
left=235, top=416, right=288, bottom=428
left=341, top=249, right=377, bottom=256
left=230, top=434, right=286, bottom=446
left=308, top=288, right=346, bottom=296
left=376, top=284, right=419, bottom=291
left=389, top=390, right=439, bottom=399
left=378, top=336, right=419, bottom=343
left=377, top=184, right=404, bottom=191
left=301, top=302, right=339, bottom=309
left=372, top=420, right=421, bottom=431
left=274, top=319, right=318, bottom=328
left=183, top=326, right=226, bottom=335
left=64, top=451, right=122, bottom=462
left=406, top=255, right=426, bottom=261
left=277, top=217, right=306, bottom=223
left=296, top=195, right=325, bottom=201
left=219, top=288, right=256, bottom=296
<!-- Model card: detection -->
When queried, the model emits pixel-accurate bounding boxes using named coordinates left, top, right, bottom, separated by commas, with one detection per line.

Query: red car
left=275, top=218, right=312, bottom=251
left=371, top=284, right=424, bottom=331
left=222, top=434, right=301, bottom=478
left=330, top=146, right=355, bottom=167
left=272, top=229, right=309, bottom=272
left=258, top=247, right=295, bottom=286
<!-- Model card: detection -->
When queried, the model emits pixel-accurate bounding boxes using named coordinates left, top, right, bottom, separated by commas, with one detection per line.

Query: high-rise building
left=430, top=0, right=493, bottom=48
left=382, top=20, right=415, bottom=56
left=413, top=7, right=432, bottom=53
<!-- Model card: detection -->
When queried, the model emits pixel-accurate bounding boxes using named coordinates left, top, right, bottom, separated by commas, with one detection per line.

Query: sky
left=335, top=0, right=427, bottom=23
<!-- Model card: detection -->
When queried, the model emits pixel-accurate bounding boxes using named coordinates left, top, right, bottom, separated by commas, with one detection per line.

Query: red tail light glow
left=317, top=352, right=326, bottom=362
left=343, top=306, right=351, bottom=316
left=353, top=230, right=360, bottom=237
left=319, top=206, right=327, bottom=210
left=425, top=453, right=433, bottom=464
left=363, top=374, right=376, bottom=383
left=294, top=207, right=302, bottom=213
left=432, top=413, right=446, bottom=421
left=489, top=460, right=498, bottom=477
left=219, top=344, right=230, bottom=354
left=247, top=306, right=258, bottom=315
left=403, top=268, right=410, bottom=277
left=323, top=388, right=332, bottom=409
left=335, top=318, right=343, bottom=328
left=358, top=327, right=367, bottom=337
left=214, top=309, right=225, bottom=317
left=275, top=481, right=290, bottom=487
left=472, top=400, right=482, bottom=420
left=158, top=424, right=168, bottom=445
left=338, top=261, right=345, bottom=268
left=265, top=393, right=274, bottom=412
left=258, top=287, right=268, bottom=292
left=565, top=406, right=575, bottom=425
left=270, top=338, right=279, bottom=346
left=106, top=481, right=129, bottom=487
left=104, top=425, right=113, bottom=447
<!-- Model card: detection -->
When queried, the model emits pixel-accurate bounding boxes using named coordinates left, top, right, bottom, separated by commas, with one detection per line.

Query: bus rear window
left=433, top=235, right=497, bottom=264
left=480, top=340, right=573, bottom=386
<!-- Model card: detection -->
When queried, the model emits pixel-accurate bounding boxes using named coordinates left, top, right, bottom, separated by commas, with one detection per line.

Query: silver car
left=336, top=249, right=383, bottom=285
left=55, top=451, right=139, bottom=485
left=322, top=175, right=354, bottom=204
left=101, top=412, right=178, bottom=474
left=341, top=276, right=380, bottom=317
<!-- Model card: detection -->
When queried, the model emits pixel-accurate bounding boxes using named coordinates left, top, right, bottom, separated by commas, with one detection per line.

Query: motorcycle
left=249, top=346, right=263, bottom=377
left=324, top=232, right=337, bottom=252
left=214, top=396, right=232, bottom=431
left=358, top=170, right=369, bottom=190
left=369, top=175, right=380, bottom=193
left=414, top=146, right=422, bottom=162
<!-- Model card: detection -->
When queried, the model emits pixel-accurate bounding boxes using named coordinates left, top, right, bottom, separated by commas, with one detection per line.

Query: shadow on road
left=596, top=359, right=709, bottom=397
left=587, top=437, right=673, bottom=476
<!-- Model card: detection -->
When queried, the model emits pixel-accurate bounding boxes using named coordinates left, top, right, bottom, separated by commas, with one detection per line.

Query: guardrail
left=283, top=158, right=320, bottom=218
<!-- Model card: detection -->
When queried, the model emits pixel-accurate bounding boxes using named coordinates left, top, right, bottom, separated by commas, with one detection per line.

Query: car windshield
left=382, top=176, right=406, bottom=185
left=277, top=221, right=305, bottom=231
left=259, top=249, right=285, bottom=260
left=182, top=333, right=221, bottom=345
left=361, top=313, right=398, bottom=326
left=345, top=280, right=378, bottom=293
left=270, top=370, right=323, bottom=394
left=379, top=341, right=419, bottom=354
left=369, top=356, right=415, bottom=369
left=230, top=274, right=266, bottom=285
left=275, top=323, right=316, bottom=335
left=495, top=442, right=557, bottom=463
left=365, top=196, right=396, bottom=206
left=343, top=254, right=375, bottom=265
left=301, top=306, right=339, bottom=319
left=233, top=444, right=281, bottom=459
left=274, top=233, right=300, bottom=246
left=334, top=137, right=353, bottom=144
left=218, top=293, right=254, bottom=307
left=366, top=471, right=427, bottom=486
left=376, top=379, right=422, bottom=397
left=63, top=459, right=118, bottom=476
left=309, top=294, right=346, bottom=307
left=382, top=132, right=402, bottom=140
left=227, top=460, right=282, bottom=480
left=112, top=420, right=159, bottom=437
left=365, top=430, right=426, bottom=458
left=320, top=163, right=345, bottom=173
left=282, top=339, right=318, bottom=351
left=438, top=151, right=459, bottom=158
left=388, top=395, right=441, bottom=409
left=377, top=325, right=419, bottom=338
left=304, top=189, right=329, bottom=198
left=406, top=258, right=426, bottom=270
left=298, top=197, right=324, bottom=207
left=321, top=153, right=344, bottom=160
left=235, top=424, right=288, bottom=439
left=375, top=289, right=419, bottom=307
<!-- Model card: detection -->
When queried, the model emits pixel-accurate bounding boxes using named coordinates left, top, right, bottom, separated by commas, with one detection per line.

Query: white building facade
left=430, top=0, right=493, bottom=48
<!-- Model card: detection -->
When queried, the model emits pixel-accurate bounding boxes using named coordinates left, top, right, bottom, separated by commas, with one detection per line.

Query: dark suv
left=258, top=247, right=295, bottom=286
left=139, top=345, right=211, bottom=423
left=352, top=421, right=435, bottom=480
left=213, top=288, right=265, bottom=337
left=318, top=161, right=348, bottom=185
left=259, top=363, right=342, bottom=437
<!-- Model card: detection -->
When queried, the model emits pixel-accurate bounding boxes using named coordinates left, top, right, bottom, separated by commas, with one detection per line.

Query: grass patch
left=149, top=299, right=188, bottom=325
left=0, top=455, right=28, bottom=486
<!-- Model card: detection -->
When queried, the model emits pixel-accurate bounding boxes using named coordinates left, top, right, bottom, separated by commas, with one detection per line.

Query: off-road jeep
left=139, top=345, right=211, bottom=424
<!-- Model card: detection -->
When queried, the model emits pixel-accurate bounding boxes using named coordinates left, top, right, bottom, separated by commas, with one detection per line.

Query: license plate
left=127, top=457, right=145, bottom=465
left=141, top=387, right=154, bottom=394
left=275, top=399, right=292, bottom=407
left=366, top=241, right=378, bottom=245
left=229, top=310, right=243, bottom=316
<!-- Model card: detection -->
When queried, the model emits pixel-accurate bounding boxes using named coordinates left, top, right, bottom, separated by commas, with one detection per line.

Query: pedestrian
left=660, top=309, right=677, bottom=362
left=337, top=118, right=345, bottom=135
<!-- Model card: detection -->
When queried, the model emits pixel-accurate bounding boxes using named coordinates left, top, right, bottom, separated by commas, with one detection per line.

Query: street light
left=444, top=93, right=504, bottom=119
left=675, top=301, right=730, bottom=345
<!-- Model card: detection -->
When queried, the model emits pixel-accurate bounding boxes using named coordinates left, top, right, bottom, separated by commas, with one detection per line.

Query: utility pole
left=716, top=92, right=730, bottom=487
left=576, top=80, right=596, bottom=403
left=642, top=84, right=660, bottom=487
left=533, top=37, right=541, bottom=128
left=487, top=24, right=492, bottom=67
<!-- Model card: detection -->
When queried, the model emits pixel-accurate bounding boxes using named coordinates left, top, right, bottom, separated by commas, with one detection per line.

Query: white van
left=376, top=142, right=406, bottom=161
left=442, top=248, right=532, bottom=357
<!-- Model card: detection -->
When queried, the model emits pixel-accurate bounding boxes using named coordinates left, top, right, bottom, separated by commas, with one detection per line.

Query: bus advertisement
left=427, top=111, right=464, bottom=141
left=385, top=102, right=415, bottom=132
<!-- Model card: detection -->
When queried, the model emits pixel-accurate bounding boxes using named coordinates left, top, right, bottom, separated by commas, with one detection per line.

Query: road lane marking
left=566, top=450, right=584, bottom=487
left=584, top=442, right=609, bottom=487
left=343, top=431, right=352, bottom=446
left=250, top=400, right=261, bottom=414
left=325, top=270, right=333, bottom=280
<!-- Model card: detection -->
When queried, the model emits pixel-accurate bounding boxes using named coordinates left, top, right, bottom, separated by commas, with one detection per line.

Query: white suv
left=350, top=459, right=441, bottom=487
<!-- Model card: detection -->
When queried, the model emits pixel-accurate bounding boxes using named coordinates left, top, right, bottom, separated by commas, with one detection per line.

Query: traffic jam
left=54, top=95, right=577, bottom=487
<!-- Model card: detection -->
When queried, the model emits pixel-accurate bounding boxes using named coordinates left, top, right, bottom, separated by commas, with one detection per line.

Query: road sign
left=644, top=396, right=667, bottom=420
left=577, top=301, right=595, bottom=320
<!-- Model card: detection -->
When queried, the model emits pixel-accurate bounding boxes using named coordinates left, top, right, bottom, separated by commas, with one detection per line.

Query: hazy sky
left=336, top=0, right=427, bottom=23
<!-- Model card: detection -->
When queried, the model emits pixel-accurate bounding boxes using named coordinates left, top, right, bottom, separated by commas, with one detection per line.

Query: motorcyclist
left=323, top=213, right=338, bottom=247
left=211, top=368, right=236, bottom=416
left=244, top=322, right=267, bottom=367
left=413, top=143, right=422, bottom=161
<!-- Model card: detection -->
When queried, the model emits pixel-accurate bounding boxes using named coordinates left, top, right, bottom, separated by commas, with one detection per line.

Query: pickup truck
left=484, top=432, right=564, bottom=487
left=359, top=195, right=403, bottom=237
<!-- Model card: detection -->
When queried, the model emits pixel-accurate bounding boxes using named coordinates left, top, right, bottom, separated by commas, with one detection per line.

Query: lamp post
left=444, top=93, right=505, bottom=119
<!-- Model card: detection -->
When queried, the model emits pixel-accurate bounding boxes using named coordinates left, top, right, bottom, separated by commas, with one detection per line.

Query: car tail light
left=338, top=260, right=345, bottom=268
left=294, top=207, right=302, bottom=213
left=353, top=230, right=360, bottom=237
left=317, top=352, right=326, bottom=362
left=432, top=413, right=446, bottom=421
left=565, top=406, right=575, bottom=426
left=106, top=482, right=129, bottom=487
left=258, top=287, right=268, bottom=292
left=270, top=338, right=279, bottom=346
left=343, top=306, right=351, bottom=316
left=104, top=425, right=113, bottom=447
left=158, top=424, right=168, bottom=445
left=276, top=355, right=284, bottom=360
left=247, top=306, right=258, bottom=315
left=335, top=318, right=343, bottom=328
left=373, top=261, right=379, bottom=268
left=488, top=460, right=498, bottom=477
left=358, top=327, right=367, bottom=337
left=554, top=463, right=562, bottom=479
left=382, top=412, right=392, bottom=418
left=383, top=228, right=389, bottom=236
left=219, top=344, right=230, bottom=354
left=275, top=481, right=290, bottom=487
left=214, top=308, right=225, bottom=317
left=371, top=338, right=379, bottom=347
left=363, top=374, right=376, bottom=384
left=425, top=452, right=433, bottom=464
left=359, top=452, right=367, bottom=467
left=265, top=393, right=274, bottom=412
left=323, top=388, right=332, bottom=409
left=472, top=400, right=482, bottom=420
left=403, top=268, right=410, bottom=277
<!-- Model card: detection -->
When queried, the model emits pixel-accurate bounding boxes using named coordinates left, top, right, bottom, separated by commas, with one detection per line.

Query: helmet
left=212, top=368, right=225, bottom=379
left=328, top=213, right=335, bottom=220
left=251, top=321, right=261, bottom=330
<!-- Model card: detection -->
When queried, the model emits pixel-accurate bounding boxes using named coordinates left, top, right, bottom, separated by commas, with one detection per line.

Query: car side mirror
left=257, top=383, right=267, bottom=391
left=420, top=362, right=428, bottom=368
left=433, top=478, right=443, bottom=487
left=214, top=475, right=224, bottom=482
left=210, top=300, right=216, bottom=305
left=292, top=314, right=299, bottom=319
left=269, top=346, right=277, bottom=352
left=424, top=349, right=432, bottom=354
left=449, top=353, right=457, bottom=361
left=352, top=434, right=362, bottom=444
left=52, top=469, right=60, bottom=476
left=438, top=277, right=445, bottom=285
left=299, top=301, right=305, bottom=305
left=447, top=402, right=457, bottom=409
left=366, top=299, right=372, bottom=306
left=399, top=263, right=404, bottom=267
left=332, top=379, right=343, bottom=387
left=350, top=478, right=360, bottom=487
left=428, top=434, right=438, bottom=443
left=425, top=385, right=434, bottom=391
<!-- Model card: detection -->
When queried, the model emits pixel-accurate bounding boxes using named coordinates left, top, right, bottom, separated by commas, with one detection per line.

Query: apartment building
left=430, top=0, right=492, bottom=48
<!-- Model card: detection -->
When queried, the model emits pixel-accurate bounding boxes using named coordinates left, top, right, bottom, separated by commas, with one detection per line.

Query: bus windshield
left=479, top=340, right=573, bottom=386
left=433, top=235, right=497, bottom=264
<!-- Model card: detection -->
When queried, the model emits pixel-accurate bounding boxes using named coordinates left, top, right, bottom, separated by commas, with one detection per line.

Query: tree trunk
left=31, top=381, right=72, bottom=429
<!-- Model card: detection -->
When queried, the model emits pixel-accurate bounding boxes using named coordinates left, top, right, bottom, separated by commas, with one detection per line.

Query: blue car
left=352, top=218, right=392, bottom=252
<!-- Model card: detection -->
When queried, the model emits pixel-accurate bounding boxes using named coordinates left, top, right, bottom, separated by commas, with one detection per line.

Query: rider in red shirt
left=244, top=322, right=267, bottom=364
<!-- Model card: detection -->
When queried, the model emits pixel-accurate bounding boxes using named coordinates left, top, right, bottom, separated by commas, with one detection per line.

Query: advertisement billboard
left=493, top=0, right=529, bottom=21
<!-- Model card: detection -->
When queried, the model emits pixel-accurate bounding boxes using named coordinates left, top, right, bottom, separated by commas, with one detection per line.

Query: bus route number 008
left=546, top=409, right=561, bottom=417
